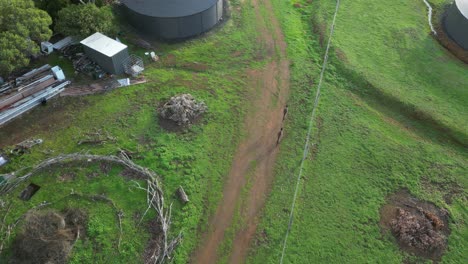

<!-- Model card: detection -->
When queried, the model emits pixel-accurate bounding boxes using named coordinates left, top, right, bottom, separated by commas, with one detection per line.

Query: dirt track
left=192, top=0, right=290, bottom=262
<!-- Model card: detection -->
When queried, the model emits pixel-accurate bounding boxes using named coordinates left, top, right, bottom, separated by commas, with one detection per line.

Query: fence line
left=279, top=1, right=340, bottom=263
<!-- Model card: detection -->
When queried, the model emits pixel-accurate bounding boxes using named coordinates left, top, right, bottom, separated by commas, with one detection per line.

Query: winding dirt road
left=192, top=0, right=290, bottom=263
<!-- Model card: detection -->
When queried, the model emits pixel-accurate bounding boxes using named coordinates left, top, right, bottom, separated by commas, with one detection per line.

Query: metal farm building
left=121, top=0, right=223, bottom=40
left=81, top=32, right=129, bottom=74
left=444, top=0, right=468, bottom=50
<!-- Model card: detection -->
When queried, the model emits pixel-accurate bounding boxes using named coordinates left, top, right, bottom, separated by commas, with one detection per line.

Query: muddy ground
left=380, top=190, right=451, bottom=262
left=191, top=0, right=290, bottom=262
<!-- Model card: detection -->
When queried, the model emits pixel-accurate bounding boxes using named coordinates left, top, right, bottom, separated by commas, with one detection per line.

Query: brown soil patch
left=0, top=97, right=87, bottom=148
left=335, top=48, right=348, bottom=63
left=191, top=0, right=290, bottom=262
left=420, top=174, right=464, bottom=205
left=120, top=167, right=147, bottom=181
left=142, top=219, right=164, bottom=264
left=161, top=54, right=177, bottom=67
left=179, top=62, right=210, bottom=72
left=312, top=19, right=327, bottom=48
left=10, top=209, right=87, bottom=264
left=380, top=190, right=450, bottom=262
left=231, top=51, right=243, bottom=57
left=157, top=115, right=205, bottom=133
left=59, top=172, right=76, bottom=182
left=99, top=162, right=112, bottom=175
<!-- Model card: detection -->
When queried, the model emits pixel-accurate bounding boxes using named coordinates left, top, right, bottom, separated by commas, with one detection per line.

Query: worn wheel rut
left=192, top=0, right=289, bottom=263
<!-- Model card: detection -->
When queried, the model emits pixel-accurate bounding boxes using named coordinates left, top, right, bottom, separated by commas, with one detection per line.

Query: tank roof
left=456, top=0, right=468, bottom=19
left=122, top=0, right=219, bottom=18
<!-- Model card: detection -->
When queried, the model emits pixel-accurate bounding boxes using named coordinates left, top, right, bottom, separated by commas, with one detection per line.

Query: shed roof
left=456, top=0, right=468, bottom=19
left=122, top=0, right=218, bottom=18
left=80, top=32, right=127, bottom=57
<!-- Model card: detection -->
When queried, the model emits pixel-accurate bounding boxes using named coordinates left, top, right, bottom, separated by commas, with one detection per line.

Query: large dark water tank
left=443, top=0, right=468, bottom=50
left=121, top=0, right=223, bottom=40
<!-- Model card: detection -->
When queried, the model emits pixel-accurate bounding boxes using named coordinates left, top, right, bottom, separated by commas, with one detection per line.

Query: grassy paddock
left=249, top=0, right=467, bottom=263
left=0, top=0, right=268, bottom=262
left=1, top=165, right=149, bottom=263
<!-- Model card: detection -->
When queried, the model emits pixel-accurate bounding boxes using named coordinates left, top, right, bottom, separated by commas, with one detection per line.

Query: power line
left=279, top=1, right=341, bottom=263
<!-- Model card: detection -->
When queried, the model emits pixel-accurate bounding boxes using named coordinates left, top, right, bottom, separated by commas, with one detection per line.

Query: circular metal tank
left=443, top=0, right=468, bottom=50
left=121, top=0, right=223, bottom=40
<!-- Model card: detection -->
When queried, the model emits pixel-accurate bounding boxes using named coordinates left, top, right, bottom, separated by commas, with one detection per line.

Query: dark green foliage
left=55, top=3, right=118, bottom=38
left=34, top=0, right=71, bottom=22
left=34, top=0, right=107, bottom=23
left=0, top=0, right=52, bottom=76
left=0, top=32, right=35, bottom=77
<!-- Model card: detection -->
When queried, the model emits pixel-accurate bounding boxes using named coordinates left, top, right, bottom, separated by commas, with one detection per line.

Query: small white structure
left=51, top=66, right=66, bottom=82
left=41, top=42, right=54, bottom=54
left=0, top=155, right=8, bottom=167
left=117, top=78, right=131, bottom=87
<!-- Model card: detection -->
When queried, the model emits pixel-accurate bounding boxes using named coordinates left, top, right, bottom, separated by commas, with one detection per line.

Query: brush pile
left=9, top=209, right=87, bottom=264
left=391, top=207, right=446, bottom=252
left=159, top=94, right=207, bottom=126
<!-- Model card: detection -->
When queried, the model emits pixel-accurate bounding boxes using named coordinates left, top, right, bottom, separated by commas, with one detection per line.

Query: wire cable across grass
left=279, top=1, right=341, bottom=263
left=422, top=0, right=437, bottom=35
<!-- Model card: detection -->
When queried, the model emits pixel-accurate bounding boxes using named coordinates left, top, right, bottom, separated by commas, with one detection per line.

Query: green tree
left=34, top=0, right=71, bottom=22
left=0, top=0, right=52, bottom=76
left=55, top=3, right=117, bottom=38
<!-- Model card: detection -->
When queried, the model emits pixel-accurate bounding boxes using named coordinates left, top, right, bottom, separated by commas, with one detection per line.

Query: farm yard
left=0, top=1, right=467, bottom=264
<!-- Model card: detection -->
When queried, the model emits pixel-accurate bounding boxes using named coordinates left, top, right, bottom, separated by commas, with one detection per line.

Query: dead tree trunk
left=176, top=186, right=189, bottom=204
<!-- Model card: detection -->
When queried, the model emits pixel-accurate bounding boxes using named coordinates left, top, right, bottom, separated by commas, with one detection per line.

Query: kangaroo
left=277, top=127, right=284, bottom=146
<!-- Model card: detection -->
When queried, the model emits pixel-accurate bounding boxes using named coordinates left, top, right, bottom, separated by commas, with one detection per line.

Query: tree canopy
left=34, top=0, right=71, bottom=22
left=34, top=0, right=108, bottom=22
left=55, top=3, right=117, bottom=38
left=0, top=0, right=52, bottom=77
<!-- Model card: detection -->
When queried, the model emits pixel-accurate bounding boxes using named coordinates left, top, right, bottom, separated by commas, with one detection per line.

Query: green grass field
left=249, top=0, right=467, bottom=263
left=0, top=0, right=466, bottom=263
left=0, top=1, right=265, bottom=262
left=1, top=165, right=150, bottom=263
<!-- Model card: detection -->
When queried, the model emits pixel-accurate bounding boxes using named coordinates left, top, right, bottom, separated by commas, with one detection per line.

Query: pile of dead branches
left=159, top=94, right=207, bottom=126
left=391, top=208, right=446, bottom=252
left=9, top=209, right=87, bottom=264
left=133, top=179, right=182, bottom=263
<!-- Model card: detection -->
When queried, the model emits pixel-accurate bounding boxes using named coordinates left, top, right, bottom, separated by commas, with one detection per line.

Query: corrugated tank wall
left=443, top=2, right=468, bottom=50
left=122, top=0, right=223, bottom=40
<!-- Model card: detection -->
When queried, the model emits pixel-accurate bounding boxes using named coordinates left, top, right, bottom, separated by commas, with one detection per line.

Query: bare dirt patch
left=142, top=219, right=164, bottom=264
left=161, top=54, right=177, bottom=67
left=9, top=209, right=87, bottom=264
left=59, top=172, right=76, bottom=182
left=380, top=190, right=450, bottom=262
left=335, top=48, right=348, bottom=63
left=179, top=62, right=210, bottom=72
left=158, top=115, right=205, bottom=133
left=420, top=175, right=464, bottom=205
left=192, top=0, right=290, bottom=262
left=0, top=97, right=87, bottom=148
